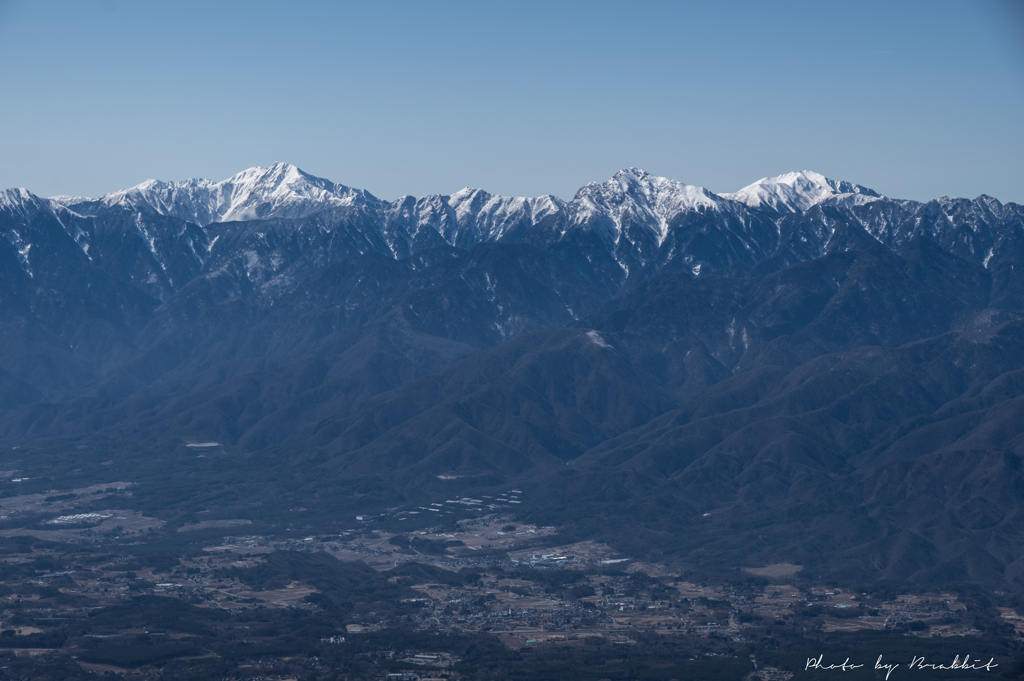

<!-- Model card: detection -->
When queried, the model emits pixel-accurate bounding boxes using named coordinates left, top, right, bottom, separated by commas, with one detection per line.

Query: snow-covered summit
left=53, top=162, right=380, bottom=226
left=596, top=167, right=721, bottom=211
left=0, top=188, right=39, bottom=211
left=0, top=188, right=79, bottom=222
left=724, top=170, right=880, bottom=213
left=567, top=168, right=725, bottom=246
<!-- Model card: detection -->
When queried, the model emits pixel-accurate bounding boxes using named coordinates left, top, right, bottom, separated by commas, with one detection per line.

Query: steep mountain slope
left=281, top=238, right=996, bottom=479
left=545, top=315, right=1024, bottom=586
left=0, top=242, right=609, bottom=449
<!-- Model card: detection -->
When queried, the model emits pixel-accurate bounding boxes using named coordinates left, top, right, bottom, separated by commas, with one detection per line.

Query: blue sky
left=1, top=0, right=1021, bottom=202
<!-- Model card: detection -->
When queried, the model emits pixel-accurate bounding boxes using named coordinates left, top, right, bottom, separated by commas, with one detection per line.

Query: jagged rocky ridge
left=3, top=164, right=1024, bottom=588
left=2, top=163, right=1020, bottom=380
left=33, top=163, right=1024, bottom=290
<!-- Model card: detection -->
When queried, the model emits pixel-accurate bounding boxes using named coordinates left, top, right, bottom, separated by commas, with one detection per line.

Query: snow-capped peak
left=0, top=187, right=37, bottom=209
left=607, top=167, right=720, bottom=209
left=568, top=168, right=723, bottom=246
left=206, top=162, right=373, bottom=222
left=604, top=168, right=722, bottom=213
left=0, top=187, right=72, bottom=218
left=723, top=170, right=880, bottom=213
left=51, top=163, right=380, bottom=226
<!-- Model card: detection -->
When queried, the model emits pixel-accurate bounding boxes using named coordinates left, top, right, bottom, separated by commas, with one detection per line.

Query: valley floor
left=0, top=494, right=1018, bottom=680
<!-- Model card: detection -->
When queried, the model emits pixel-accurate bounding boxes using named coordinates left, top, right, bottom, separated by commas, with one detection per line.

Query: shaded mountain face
left=3, top=166, right=1024, bottom=589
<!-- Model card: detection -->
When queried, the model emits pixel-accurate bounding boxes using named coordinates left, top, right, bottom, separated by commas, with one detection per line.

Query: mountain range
left=2, top=163, right=1024, bottom=589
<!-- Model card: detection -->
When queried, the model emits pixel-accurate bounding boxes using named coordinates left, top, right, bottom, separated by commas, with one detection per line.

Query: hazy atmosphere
left=5, top=3, right=1024, bottom=679
left=1, top=0, right=1022, bottom=201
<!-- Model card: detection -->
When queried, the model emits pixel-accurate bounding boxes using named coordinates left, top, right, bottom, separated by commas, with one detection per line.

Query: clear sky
left=1, top=0, right=1022, bottom=203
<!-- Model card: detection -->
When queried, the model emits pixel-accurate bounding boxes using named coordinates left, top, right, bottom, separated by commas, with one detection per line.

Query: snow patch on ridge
left=587, top=330, right=612, bottom=348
